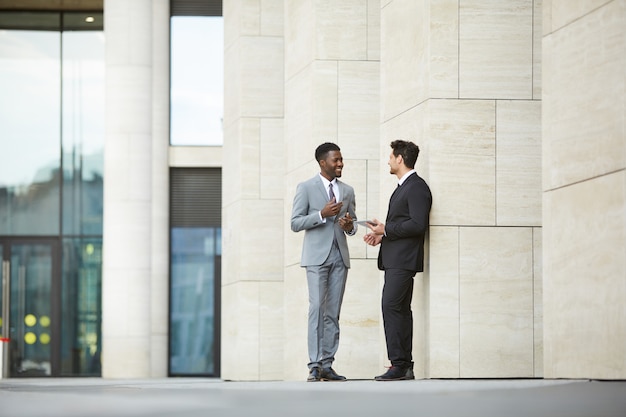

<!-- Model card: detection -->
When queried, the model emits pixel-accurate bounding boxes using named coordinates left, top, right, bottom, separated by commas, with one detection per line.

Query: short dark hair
left=315, top=142, right=341, bottom=162
left=390, top=140, right=420, bottom=169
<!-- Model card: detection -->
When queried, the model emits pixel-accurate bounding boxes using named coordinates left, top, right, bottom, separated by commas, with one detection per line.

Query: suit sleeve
left=290, top=182, right=324, bottom=232
left=385, top=181, right=431, bottom=241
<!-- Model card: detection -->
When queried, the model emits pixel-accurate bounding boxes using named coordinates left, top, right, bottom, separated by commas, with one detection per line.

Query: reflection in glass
left=9, top=244, right=52, bottom=376
left=170, top=16, right=224, bottom=146
left=62, top=31, right=105, bottom=236
left=0, top=30, right=61, bottom=235
left=170, top=227, right=220, bottom=375
left=61, top=238, right=101, bottom=376
left=0, top=244, right=3, bottom=337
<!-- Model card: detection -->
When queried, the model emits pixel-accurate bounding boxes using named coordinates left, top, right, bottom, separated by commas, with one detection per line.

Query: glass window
left=0, top=29, right=61, bottom=235
left=170, top=16, right=224, bottom=146
left=169, top=227, right=220, bottom=375
left=0, top=11, right=104, bottom=377
left=62, top=31, right=105, bottom=236
left=60, top=238, right=102, bottom=376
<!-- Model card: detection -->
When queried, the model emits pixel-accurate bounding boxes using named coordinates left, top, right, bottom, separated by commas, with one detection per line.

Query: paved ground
left=1, top=378, right=625, bottom=417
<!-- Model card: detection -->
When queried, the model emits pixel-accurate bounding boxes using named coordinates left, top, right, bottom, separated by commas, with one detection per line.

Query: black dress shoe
left=307, top=367, right=322, bottom=382
left=320, top=367, right=347, bottom=381
left=374, top=366, right=415, bottom=381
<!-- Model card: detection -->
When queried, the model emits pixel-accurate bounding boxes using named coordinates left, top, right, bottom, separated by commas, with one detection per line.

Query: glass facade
left=0, top=11, right=104, bottom=377
left=169, top=227, right=221, bottom=375
left=170, top=16, right=224, bottom=146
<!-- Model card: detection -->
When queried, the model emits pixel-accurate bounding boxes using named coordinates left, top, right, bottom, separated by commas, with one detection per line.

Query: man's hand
left=321, top=198, right=343, bottom=218
left=366, top=218, right=385, bottom=235
left=363, top=233, right=382, bottom=246
left=338, top=212, right=354, bottom=232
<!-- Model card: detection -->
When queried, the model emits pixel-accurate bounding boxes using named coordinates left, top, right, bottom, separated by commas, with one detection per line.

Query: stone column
left=102, top=0, right=154, bottom=378
left=149, top=0, right=170, bottom=379
left=221, top=0, right=286, bottom=380
left=542, top=0, right=626, bottom=379
left=381, top=0, right=543, bottom=378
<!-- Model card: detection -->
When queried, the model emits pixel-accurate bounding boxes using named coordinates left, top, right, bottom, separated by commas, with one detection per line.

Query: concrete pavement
left=1, top=378, right=625, bottom=417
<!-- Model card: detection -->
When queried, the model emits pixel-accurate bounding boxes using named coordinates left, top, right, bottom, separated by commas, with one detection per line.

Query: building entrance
left=1, top=239, right=60, bottom=377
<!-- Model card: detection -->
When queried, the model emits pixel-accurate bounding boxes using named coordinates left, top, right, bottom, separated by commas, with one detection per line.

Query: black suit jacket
left=378, top=172, right=432, bottom=273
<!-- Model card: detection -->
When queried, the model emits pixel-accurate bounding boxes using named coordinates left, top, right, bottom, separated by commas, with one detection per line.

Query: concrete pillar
left=102, top=0, right=154, bottom=378
left=381, top=0, right=543, bottom=378
left=542, top=0, right=626, bottom=379
left=149, top=0, right=170, bottom=379
left=221, top=0, right=286, bottom=380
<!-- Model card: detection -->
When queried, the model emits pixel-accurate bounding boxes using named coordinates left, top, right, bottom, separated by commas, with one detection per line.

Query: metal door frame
left=0, top=237, right=61, bottom=377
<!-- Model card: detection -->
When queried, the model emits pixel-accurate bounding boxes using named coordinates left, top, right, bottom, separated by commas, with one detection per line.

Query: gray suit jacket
left=291, top=175, right=357, bottom=268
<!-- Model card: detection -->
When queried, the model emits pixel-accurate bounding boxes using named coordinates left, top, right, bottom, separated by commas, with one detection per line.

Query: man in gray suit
left=291, top=142, right=357, bottom=382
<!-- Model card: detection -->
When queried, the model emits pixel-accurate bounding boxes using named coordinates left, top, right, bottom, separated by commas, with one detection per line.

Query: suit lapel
left=388, top=173, right=417, bottom=209
left=314, top=176, right=329, bottom=201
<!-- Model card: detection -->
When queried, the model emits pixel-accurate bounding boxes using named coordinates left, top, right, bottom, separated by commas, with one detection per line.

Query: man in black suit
left=364, top=140, right=432, bottom=381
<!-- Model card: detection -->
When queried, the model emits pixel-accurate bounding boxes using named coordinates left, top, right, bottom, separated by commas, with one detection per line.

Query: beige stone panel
left=285, top=65, right=314, bottom=172
left=340, top=159, right=368, bottom=260
left=548, top=0, right=614, bottom=33
left=543, top=172, right=626, bottom=379
left=260, top=118, right=285, bottom=200
left=542, top=1, right=625, bottom=190
left=315, top=0, right=367, bottom=60
left=223, top=0, right=260, bottom=48
left=380, top=102, right=428, bottom=178
left=283, top=264, right=309, bottom=380
left=102, top=335, right=150, bottom=378
left=223, top=38, right=240, bottom=128
left=427, top=226, right=460, bottom=378
left=430, top=0, right=459, bottom=98
left=533, top=227, right=543, bottom=377
left=381, top=0, right=428, bottom=121
left=367, top=0, right=381, bottom=60
left=312, top=61, right=339, bottom=144
left=285, top=62, right=338, bottom=172
left=532, top=0, right=542, bottom=99
left=240, top=118, right=261, bottom=199
left=335, top=260, right=382, bottom=379
left=221, top=200, right=241, bottom=287
left=239, top=199, right=284, bottom=281
left=223, top=0, right=238, bottom=49
left=459, top=0, right=533, bottom=99
left=285, top=0, right=315, bottom=80
left=221, top=282, right=260, bottom=380
left=496, top=100, right=541, bottom=226
left=222, top=121, right=240, bottom=207
left=428, top=100, right=496, bottom=226
left=259, top=281, right=285, bottom=380
left=261, top=0, right=284, bottom=36
left=542, top=0, right=552, bottom=37
left=168, top=146, right=223, bottom=168
left=460, top=227, right=534, bottom=377
left=239, top=36, right=284, bottom=118
left=365, top=159, right=381, bottom=260
left=338, top=61, right=380, bottom=160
